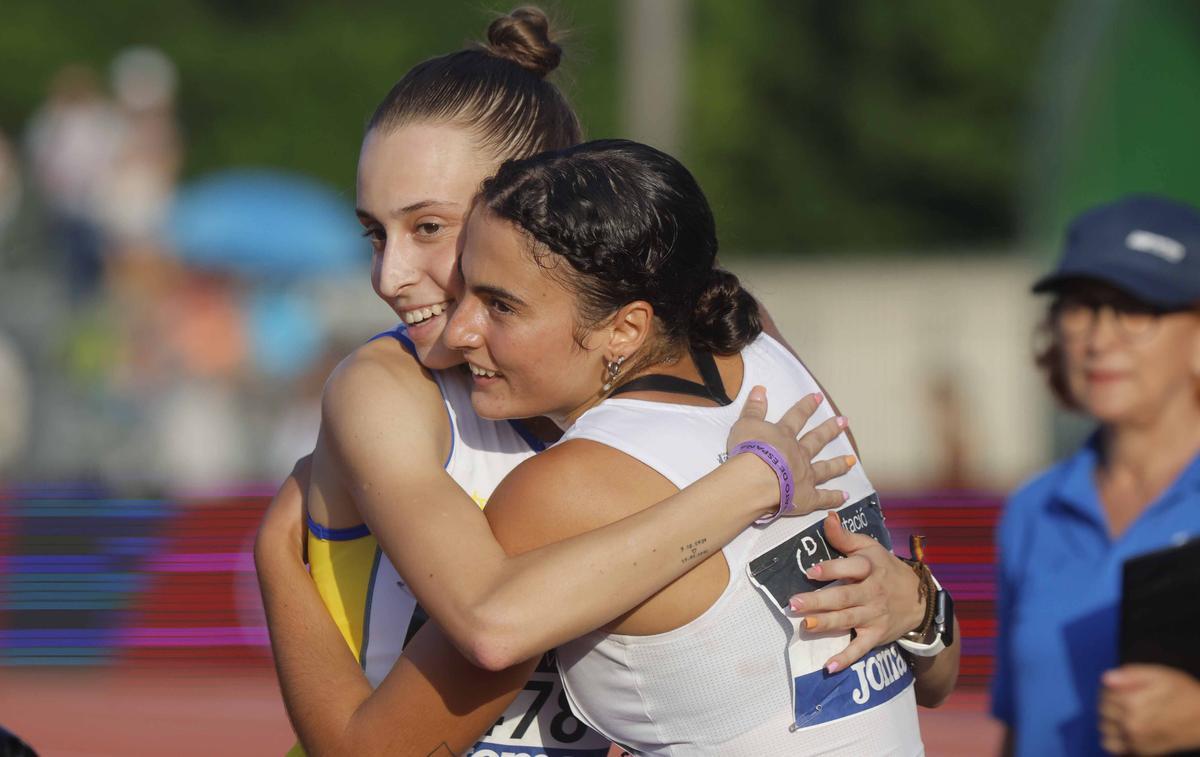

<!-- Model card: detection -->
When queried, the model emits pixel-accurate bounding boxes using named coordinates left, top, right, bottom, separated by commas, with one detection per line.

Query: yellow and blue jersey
left=291, top=327, right=609, bottom=755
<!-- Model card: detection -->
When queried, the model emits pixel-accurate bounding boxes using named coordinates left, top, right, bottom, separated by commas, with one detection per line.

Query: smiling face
left=1054, top=282, right=1200, bottom=425
left=356, top=123, right=496, bottom=369
left=444, top=207, right=619, bottom=425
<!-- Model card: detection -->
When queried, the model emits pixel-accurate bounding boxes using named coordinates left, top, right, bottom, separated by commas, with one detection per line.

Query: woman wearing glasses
left=991, top=194, right=1200, bottom=756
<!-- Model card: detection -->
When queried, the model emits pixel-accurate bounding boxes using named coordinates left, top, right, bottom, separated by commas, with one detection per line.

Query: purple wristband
left=730, top=440, right=794, bottom=524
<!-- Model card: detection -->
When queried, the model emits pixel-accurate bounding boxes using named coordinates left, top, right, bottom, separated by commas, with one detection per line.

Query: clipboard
left=1119, top=538, right=1200, bottom=678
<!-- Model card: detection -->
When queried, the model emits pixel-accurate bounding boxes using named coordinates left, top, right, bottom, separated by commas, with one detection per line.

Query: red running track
left=0, top=666, right=1000, bottom=756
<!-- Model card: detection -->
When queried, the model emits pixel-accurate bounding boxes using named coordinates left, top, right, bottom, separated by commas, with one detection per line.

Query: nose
left=444, top=294, right=484, bottom=351
left=373, top=241, right=422, bottom=299
left=1084, top=305, right=1122, bottom=351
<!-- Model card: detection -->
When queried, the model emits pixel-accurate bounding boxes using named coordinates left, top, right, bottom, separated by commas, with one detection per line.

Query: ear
left=605, top=300, right=655, bottom=361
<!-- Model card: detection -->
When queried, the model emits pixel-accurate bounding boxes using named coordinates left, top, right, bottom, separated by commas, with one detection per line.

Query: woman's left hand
left=1099, top=664, right=1200, bottom=755
left=786, top=511, right=926, bottom=672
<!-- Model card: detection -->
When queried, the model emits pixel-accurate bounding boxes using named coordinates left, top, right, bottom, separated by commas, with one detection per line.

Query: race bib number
left=371, top=570, right=604, bottom=754
left=465, top=651, right=610, bottom=757
left=746, top=493, right=913, bottom=730
left=747, top=494, right=891, bottom=609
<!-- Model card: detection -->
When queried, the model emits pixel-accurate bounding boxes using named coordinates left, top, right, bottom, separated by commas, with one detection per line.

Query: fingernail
left=826, top=661, right=840, bottom=674
left=814, top=393, right=824, bottom=404
left=803, top=617, right=818, bottom=631
left=842, top=491, right=849, bottom=502
left=843, top=455, right=856, bottom=468
left=836, top=416, right=848, bottom=428
left=806, top=563, right=822, bottom=578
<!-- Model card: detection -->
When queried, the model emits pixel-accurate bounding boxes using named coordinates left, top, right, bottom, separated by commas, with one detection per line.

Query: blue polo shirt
left=991, top=435, right=1200, bottom=756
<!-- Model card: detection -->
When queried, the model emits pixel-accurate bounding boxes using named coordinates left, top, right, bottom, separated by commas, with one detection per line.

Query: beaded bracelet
left=902, top=534, right=937, bottom=640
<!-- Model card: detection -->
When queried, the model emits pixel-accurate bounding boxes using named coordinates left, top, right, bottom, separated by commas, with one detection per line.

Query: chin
left=419, top=345, right=466, bottom=372
left=469, top=392, right=532, bottom=422
left=1080, top=395, right=1138, bottom=424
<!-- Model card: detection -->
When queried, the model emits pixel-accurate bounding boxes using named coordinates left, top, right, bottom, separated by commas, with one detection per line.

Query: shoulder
left=994, top=452, right=1080, bottom=560
left=484, top=439, right=676, bottom=555
left=323, top=337, right=438, bottom=413
left=1004, top=456, right=1075, bottom=517
left=320, top=337, right=448, bottom=467
left=747, top=331, right=804, bottom=372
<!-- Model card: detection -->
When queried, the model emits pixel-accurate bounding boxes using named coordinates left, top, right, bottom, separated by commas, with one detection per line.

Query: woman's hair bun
left=689, top=268, right=763, bottom=355
left=484, top=7, right=563, bottom=79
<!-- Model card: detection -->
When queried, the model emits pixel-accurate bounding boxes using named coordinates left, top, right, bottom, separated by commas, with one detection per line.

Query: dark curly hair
left=479, top=139, right=762, bottom=370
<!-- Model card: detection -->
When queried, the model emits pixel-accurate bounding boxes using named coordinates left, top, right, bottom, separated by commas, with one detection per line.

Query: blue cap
left=1032, top=194, right=1200, bottom=308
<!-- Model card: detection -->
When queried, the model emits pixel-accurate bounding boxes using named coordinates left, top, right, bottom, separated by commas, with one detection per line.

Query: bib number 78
left=486, top=680, right=588, bottom=744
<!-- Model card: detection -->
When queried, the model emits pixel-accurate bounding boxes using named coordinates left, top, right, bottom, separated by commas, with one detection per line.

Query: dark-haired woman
left=256, top=10, right=863, bottom=756
left=432, top=139, right=959, bottom=753
left=992, top=195, right=1200, bottom=757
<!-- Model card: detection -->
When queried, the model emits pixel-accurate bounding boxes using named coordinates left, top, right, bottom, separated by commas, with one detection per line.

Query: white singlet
left=306, top=326, right=609, bottom=757
left=556, top=334, right=925, bottom=756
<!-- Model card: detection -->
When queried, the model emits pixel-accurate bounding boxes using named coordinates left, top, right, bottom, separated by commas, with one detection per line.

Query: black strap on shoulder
left=693, top=350, right=733, bottom=405
left=609, top=373, right=719, bottom=401
left=609, top=351, right=733, bottom=406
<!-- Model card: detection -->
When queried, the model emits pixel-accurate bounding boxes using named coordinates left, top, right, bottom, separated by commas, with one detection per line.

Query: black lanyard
left=609, top=350, right=734, bottom=406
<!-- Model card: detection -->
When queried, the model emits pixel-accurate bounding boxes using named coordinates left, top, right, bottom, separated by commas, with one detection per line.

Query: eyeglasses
left=1052, top=295, right=1171, bottom=343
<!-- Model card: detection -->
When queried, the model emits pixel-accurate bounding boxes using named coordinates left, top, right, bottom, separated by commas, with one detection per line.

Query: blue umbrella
left=246, top=289, right=325, bottom=380
left=167, top=169, right=366, bottom=277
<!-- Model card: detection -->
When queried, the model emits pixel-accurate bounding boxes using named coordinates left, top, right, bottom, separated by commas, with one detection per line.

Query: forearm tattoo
left=680, top=537, right=709, bottom=565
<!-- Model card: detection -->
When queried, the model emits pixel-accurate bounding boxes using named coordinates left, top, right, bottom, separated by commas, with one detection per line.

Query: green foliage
left=0, top=0, right=1061, bottom=252
left=687, top=0, right=1059, bottom=252
left=0, top=1, right=619, bottom=197
left=1031, top=0, right=1200, bottom=248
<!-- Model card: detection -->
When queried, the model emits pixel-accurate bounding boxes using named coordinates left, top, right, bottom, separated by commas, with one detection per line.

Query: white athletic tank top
left=556, top=334, right=924, bottom=756
left=346, top=327, right=609, bottom=756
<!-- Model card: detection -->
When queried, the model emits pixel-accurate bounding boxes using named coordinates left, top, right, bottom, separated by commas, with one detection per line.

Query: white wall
left=736, top=255, right=1052, bottom=491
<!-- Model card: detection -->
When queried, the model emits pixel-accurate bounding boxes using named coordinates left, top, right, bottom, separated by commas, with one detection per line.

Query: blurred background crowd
left=0, top=23, right=375, bottom=491
left=1, top=0, right=1198, bottom=493
left=2, top=1, right=1200, bottom=753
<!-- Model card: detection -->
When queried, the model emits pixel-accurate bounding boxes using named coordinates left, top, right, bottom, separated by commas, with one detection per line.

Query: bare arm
left=255, top=467, right=536, bottom=755
left=911, top=619, right=961, bottom=707
left=258, top=382, right=843, bottom=751
left=316, top=344, right=847, bottom=670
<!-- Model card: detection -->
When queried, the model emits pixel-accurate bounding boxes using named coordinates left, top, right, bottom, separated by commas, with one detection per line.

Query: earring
left=602, top=355, right=626, bottom=393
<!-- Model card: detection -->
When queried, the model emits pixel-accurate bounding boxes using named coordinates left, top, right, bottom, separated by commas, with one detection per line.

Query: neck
left=554, top=351, right=694, bottom=430
left=520, top=416, right=563, bottom=444
left=1099, top=397, right=1200, bottom=485
left=555, top=394, right=604, bottom=430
